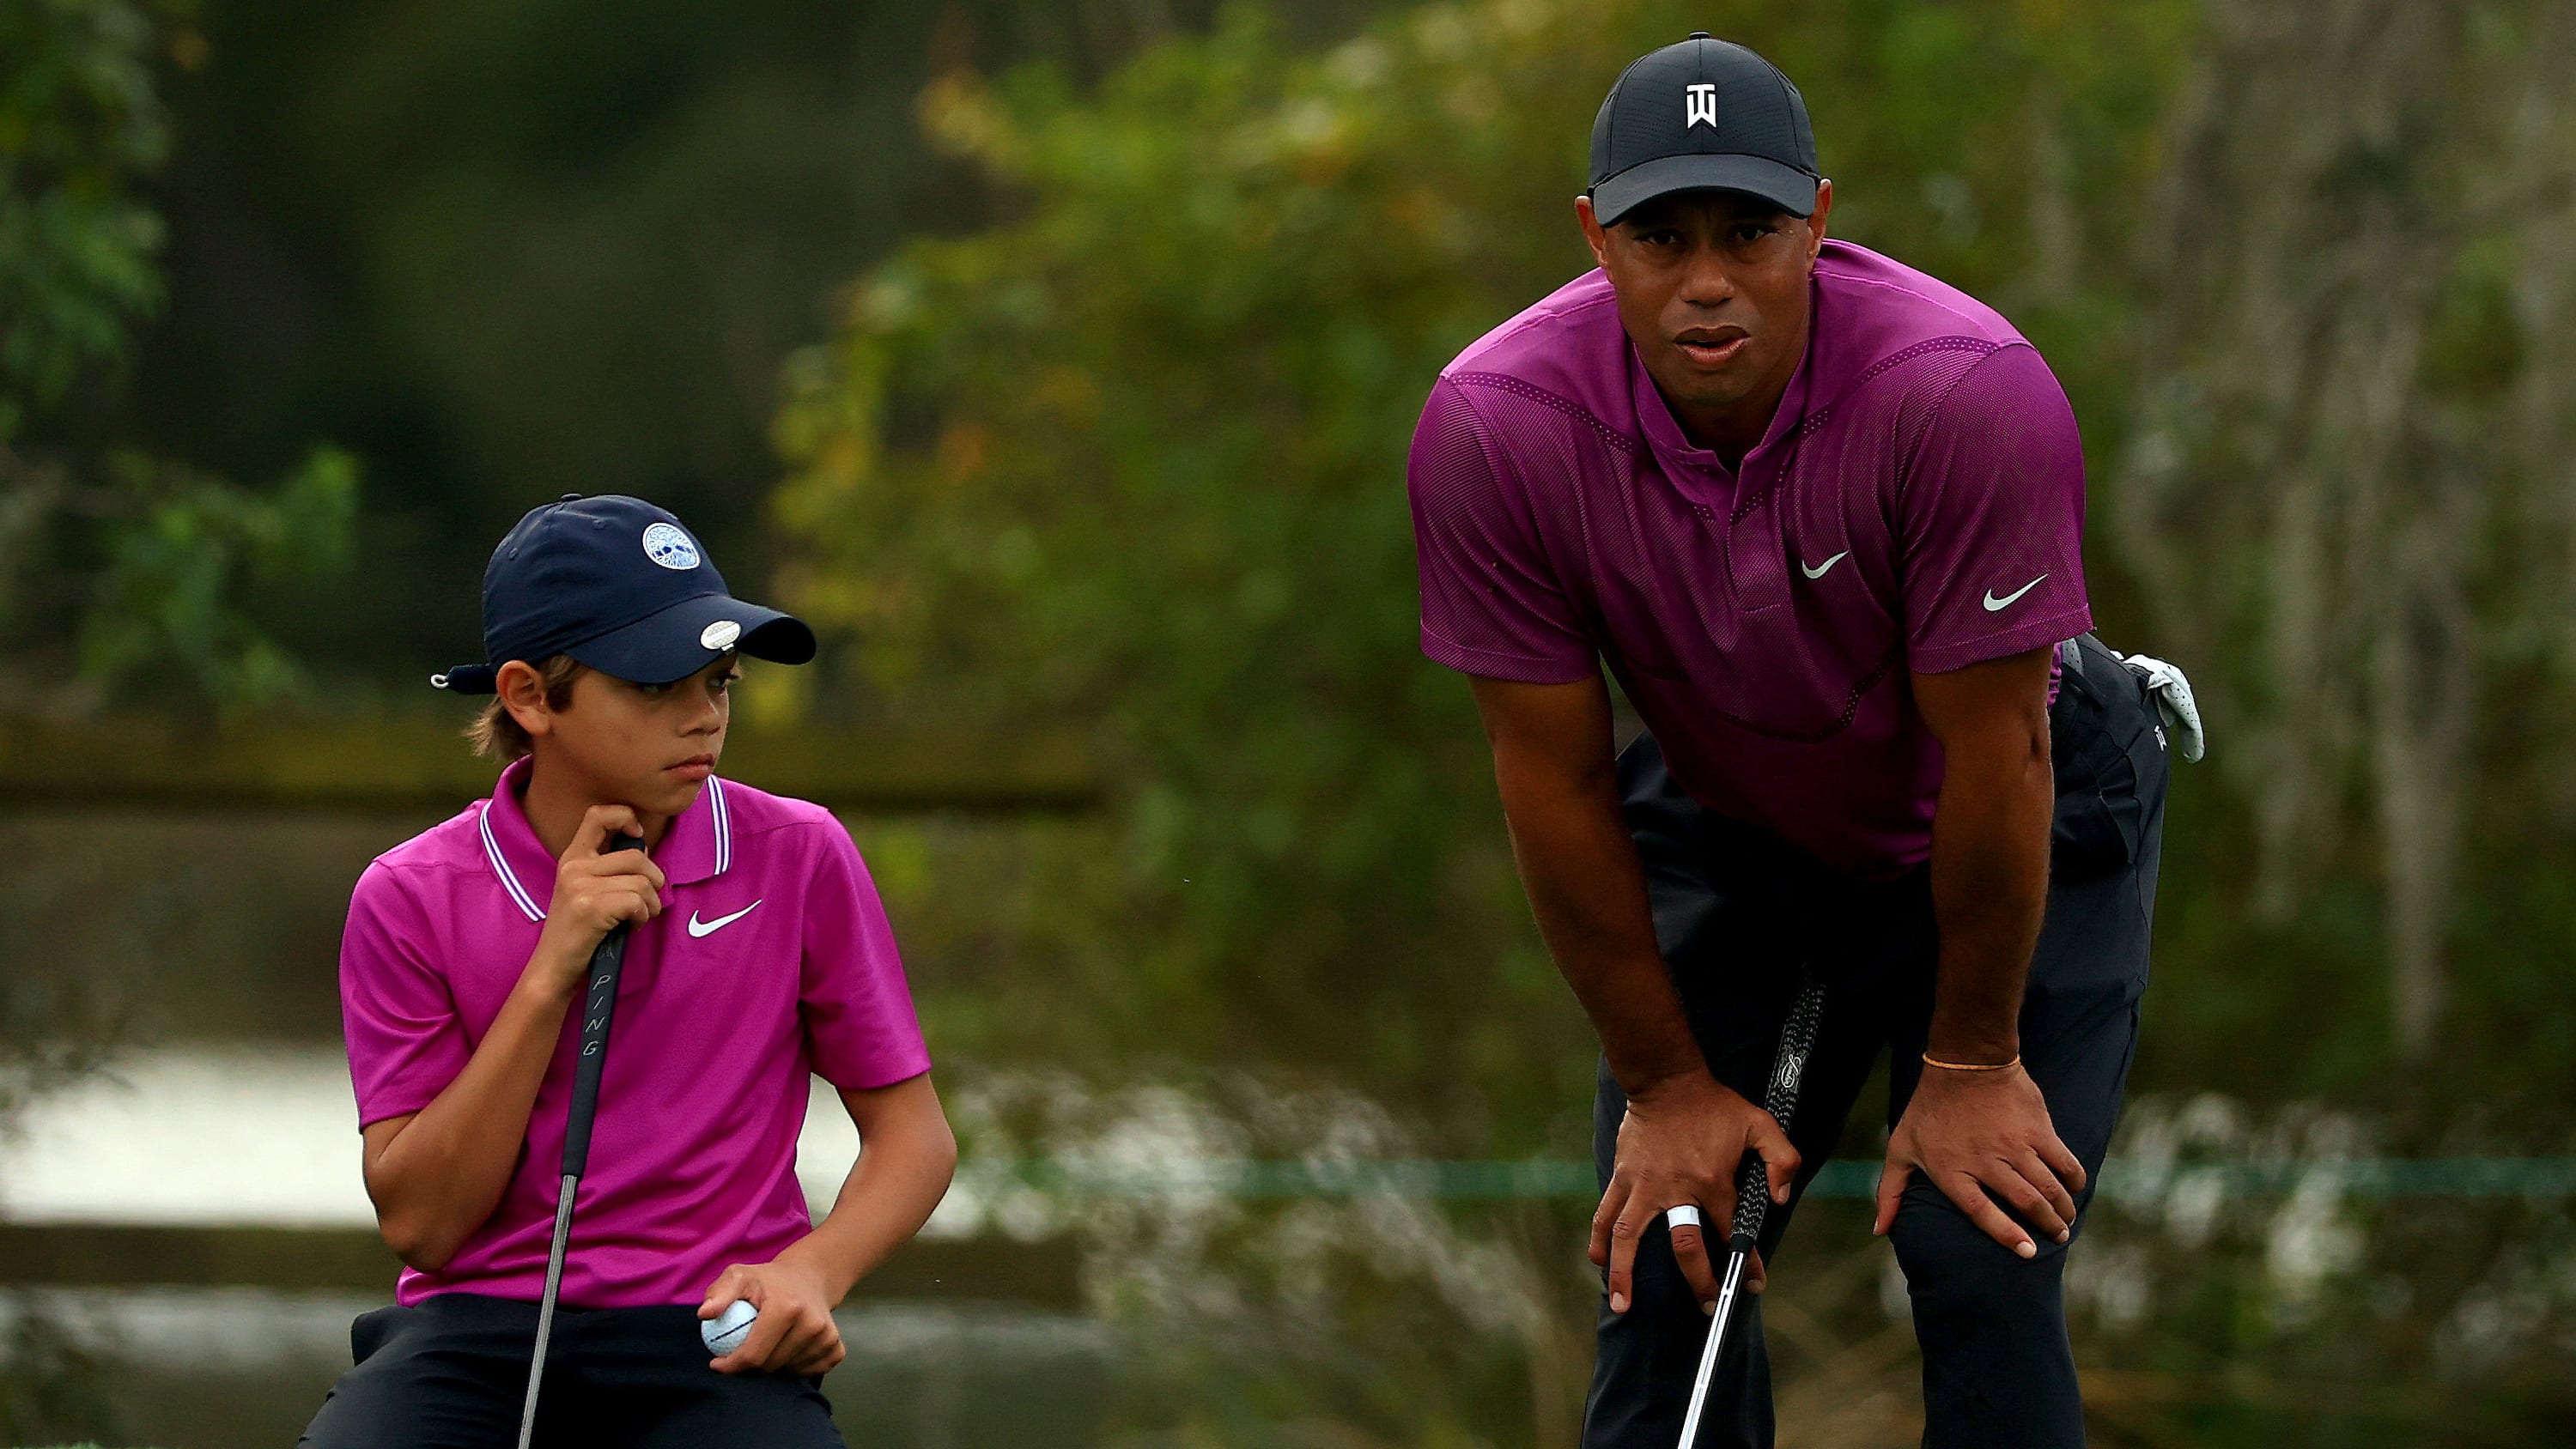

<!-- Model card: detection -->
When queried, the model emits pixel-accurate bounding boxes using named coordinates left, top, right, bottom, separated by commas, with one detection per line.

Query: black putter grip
left=559, top=831, right=645, bottom=1179
left=1728, top=1155, right=1772, bottom=1246
left=1728, top=980, right=1829, bottom=1247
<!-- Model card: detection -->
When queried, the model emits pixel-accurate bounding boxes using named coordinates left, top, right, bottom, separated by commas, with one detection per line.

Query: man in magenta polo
left=1409, top=34, right=2176, bottom=1448
left=304, top=494, right=956, bottom=1447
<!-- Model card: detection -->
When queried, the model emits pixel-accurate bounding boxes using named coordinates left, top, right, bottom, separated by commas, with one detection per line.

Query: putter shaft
left=1674, top=1238, right=1754, bottom=1449
left=516, top=1177, right=580, bottom=1449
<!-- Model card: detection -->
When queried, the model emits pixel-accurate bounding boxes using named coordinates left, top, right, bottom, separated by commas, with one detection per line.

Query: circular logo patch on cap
left=700, top=620, right=742, bottom=651
left=641, top=522, right=702, bottom=571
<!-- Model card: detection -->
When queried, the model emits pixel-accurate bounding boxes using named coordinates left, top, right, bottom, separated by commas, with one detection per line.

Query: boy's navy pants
left=298, top=1292, right=845, bottom=1449
left=1581, top=634, right=2170, bottom=1449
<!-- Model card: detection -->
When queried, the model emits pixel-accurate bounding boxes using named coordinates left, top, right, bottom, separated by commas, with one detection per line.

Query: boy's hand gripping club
left=518, top=831, right=645, bottom=1449
left=1674, top=979, right=1826, bottom=1449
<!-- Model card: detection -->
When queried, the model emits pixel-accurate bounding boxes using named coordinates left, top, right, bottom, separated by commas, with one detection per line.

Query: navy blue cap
left=1588, top=33, right=1819, bottom=225
left=431, top=494, right=815, bottom=694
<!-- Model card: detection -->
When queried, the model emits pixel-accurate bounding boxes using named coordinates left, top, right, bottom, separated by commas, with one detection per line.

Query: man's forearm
left=1494, top=758, right=1706, bottom=1094
left=1923, top=731, right=2054, bottom=1064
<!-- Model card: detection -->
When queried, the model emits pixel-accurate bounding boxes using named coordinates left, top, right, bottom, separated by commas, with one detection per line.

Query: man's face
left=514, top=655, right=737, bottom=816
left=1578, top=184, right=1832, bottom=446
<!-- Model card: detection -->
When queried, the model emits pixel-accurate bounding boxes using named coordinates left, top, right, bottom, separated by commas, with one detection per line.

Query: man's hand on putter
left=700, top=1259, right=844, bottom=1376
left=532, top=805, right=666, bottom=992
left=1591, top=1070, right=1795, bottom=1315
left=1874, top=1061, right=2083, bottom=1257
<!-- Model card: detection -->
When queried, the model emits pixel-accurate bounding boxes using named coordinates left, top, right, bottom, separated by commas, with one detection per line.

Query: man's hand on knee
left=1873, top=1063, right=2084, bottom=1258
left=1590, top=1070, right=1797, bottom=1315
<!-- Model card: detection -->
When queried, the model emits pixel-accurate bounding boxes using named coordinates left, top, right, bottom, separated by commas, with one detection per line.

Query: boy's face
left=506, top=655, right=739, bottom=816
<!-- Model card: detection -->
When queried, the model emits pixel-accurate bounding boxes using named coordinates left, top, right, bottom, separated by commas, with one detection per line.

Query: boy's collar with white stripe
left=477, top=755, right=736, bottom=923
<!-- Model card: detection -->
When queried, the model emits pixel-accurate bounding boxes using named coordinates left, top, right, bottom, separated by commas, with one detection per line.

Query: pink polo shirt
left=337, top=758, right=932, bottom=1308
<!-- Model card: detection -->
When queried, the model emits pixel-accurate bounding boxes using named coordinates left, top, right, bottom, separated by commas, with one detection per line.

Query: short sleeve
left=1899, top=344, right=2093, bottom=673
left=340, top=864, right=470, bottom=1128
left=799, top=818, right=932, bottom=1091
left=1407, top=377, right=1598, bottom=683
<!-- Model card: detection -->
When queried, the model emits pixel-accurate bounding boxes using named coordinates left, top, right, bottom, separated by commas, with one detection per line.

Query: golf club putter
left=518, top=830, right=647, bottom=1449
left=1674, top=978, right=1826, bottom=1449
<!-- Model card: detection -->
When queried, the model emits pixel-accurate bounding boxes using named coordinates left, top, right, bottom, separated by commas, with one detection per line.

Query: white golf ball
left=702, top=1298, right=758, bottom=1355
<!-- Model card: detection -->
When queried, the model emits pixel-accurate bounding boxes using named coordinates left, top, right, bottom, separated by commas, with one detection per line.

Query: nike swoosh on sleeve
left=1982, top=574, right=2047, bottom=612
left=1800, top=552, right=1849, bottom=580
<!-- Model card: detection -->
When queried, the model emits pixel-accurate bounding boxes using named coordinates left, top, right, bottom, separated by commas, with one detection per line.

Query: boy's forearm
left=368, top=961, right=580, bottom=1267
left=779, top=1106, right=958, bottom=1305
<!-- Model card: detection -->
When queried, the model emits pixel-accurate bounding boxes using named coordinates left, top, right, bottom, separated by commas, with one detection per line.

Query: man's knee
left=1886, top=1183, right=2069, bottom=1319
left=1886, top=1182, right=2087, bottom=1447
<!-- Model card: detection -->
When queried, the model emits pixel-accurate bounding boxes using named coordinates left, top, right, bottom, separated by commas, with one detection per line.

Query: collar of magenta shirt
left=475, top=755, right=734, bottom=922
left=1627, top=318, right=1816, bottom=509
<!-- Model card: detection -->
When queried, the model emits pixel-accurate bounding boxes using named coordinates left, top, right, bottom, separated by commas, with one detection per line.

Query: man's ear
left=495, top=660, right=556, bottom=742
left=1575, top=194, right=1613, bottom=270
left=1805, top=179, right=1834, bottom=262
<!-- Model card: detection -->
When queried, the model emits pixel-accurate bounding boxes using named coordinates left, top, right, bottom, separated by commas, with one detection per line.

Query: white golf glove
left=2122, top=652, right=2205, bottom=762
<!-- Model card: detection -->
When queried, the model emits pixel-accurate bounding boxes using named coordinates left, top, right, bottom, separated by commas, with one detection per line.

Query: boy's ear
left=495, top=659, right=556, bottom=741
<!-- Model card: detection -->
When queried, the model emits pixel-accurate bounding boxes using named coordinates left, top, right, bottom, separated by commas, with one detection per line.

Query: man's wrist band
left=1921, top=1052, right=2020, bottom=1072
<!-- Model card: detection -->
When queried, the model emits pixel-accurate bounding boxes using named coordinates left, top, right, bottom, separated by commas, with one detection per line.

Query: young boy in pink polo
left=302, top=494, right=955, bottom=1448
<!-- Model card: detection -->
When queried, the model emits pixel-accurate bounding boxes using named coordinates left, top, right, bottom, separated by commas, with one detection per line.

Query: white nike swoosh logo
left=687, top=901, right=762, bottom=938
left=1983, top=574, right=2047, bottom=612
left=1800, top=552, right=1848, bottom=580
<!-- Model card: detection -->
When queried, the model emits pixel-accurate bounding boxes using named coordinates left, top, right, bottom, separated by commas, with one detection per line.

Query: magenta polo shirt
left=1409, top=240, right=2092, bottom=877
left=337, top=758, right=931, bottom=1308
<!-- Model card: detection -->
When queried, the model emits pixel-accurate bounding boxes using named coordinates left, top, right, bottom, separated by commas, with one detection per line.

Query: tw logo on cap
left=1684, top=82, right=1718, bottom=128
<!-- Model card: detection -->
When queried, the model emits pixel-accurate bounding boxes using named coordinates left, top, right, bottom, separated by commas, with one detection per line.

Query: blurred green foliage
left=70, top=0, right=1387, bottom=684
left=1, top=0, right=353, bottom=715
left=73, top=446, right=355, bottom=709
left=0, top=0, right=171, bottom=442
left=2097, top=0, right=2576, bottom=1137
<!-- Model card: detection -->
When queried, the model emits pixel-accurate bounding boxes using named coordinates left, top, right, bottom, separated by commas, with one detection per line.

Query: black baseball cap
left=1587, top=33, right=1819, bottom=225
left=431, top=494, right=816, bottom=694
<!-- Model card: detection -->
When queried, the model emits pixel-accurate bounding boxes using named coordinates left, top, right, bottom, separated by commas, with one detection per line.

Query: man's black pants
left=298, top=1293, right=845, bottom=1449
left=1581, top=635, right=2170, bottom=1449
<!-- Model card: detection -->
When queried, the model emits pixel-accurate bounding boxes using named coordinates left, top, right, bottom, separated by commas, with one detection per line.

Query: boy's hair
left=467, top=656, right=589, bottom=762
